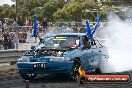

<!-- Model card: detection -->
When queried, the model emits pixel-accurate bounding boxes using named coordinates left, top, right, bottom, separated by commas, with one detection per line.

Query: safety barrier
left=0, top=49, right=29, bottom=63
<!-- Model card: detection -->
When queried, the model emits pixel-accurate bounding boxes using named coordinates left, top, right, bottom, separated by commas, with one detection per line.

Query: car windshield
left=37, top=35, right=80, bottom=49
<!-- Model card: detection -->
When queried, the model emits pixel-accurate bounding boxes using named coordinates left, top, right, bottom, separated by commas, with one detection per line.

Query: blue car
left=17, top=33, right=108, bottom=80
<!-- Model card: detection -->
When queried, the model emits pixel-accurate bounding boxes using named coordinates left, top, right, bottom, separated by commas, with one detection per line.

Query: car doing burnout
left=17, top=33, right=108, bottom=80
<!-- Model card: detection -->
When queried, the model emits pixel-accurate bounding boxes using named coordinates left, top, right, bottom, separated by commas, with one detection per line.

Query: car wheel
left=19, top=71, right=37, bottom=80
left=72, top=57, right=81, bottom=80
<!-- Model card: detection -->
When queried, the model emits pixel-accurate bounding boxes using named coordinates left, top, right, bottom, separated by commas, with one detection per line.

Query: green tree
left=8, top=4, right=16, bottom=19
left=53, top=1, right=98, bottom=22
left=53, top=2, right=82, bottom=22
left=0, top=0, right=114, bottom=23
left=0, top=4, right=10, bottom=22
left=16, top=0, right=65, bottom=21
left=41, top=0, right=65, bottom=21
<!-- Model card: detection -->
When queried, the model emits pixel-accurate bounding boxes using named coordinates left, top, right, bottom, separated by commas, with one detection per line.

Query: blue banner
left=86, top=20, right=92, bottom=39
left=32, top=15, right=38, bottom=37
left=91, top=16, right=102, bottom=35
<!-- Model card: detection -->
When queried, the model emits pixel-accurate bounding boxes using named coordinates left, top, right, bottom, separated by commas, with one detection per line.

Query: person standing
left=2, top=32, right=9, bottom=50
left=26, top=19, right=33, bottom=26
left=0, top=21, right=2, bottom=26
left=41, top=19, right=48, bottom=34
left=17, top=16, right=24, bottom=26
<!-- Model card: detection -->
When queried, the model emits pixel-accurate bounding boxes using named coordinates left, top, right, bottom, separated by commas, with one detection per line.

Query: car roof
left=45, top=33, right=86, bottom=37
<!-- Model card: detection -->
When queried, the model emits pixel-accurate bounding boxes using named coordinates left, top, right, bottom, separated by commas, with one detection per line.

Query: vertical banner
left=91, top=16, right=102, bottom=35
left=85, top=20, right=92, bottom=39
left=32, top=15, right=38, bottom=37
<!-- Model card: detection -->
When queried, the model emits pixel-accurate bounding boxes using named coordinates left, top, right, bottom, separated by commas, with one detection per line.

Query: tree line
left=0, top=0, right=129, bottom=23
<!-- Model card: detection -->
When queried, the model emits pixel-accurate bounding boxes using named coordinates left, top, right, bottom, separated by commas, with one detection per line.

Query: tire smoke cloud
left=100, top=9, right=132, bottom=73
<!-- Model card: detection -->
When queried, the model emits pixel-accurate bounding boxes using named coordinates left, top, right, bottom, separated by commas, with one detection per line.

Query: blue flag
left=32, top=15, right=38, bottom=37
left=86, top=20, right=92, bottom=39
left=91, top=16, right=102, bottom=35
left=85, top=16, right=102, bottom=39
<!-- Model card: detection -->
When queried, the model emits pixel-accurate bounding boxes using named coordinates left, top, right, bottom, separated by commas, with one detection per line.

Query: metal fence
left=0, top=22, right=107, bottom=64
left=0, top=21, right=106, bottom=50
left=0, top=25, right=42, bottom=50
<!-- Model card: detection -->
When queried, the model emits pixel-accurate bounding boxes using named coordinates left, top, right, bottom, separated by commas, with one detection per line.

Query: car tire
left=72, top=57, right=81, bottom=80
left=19, top=71, right=37, bottom=80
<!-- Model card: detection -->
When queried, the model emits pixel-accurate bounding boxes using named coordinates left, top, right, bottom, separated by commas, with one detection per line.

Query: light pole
left=15, top=0, right=19, bottom=49
left=14, top=0, right=19, bottom=49
left=11, top=0, right=19, bottom=49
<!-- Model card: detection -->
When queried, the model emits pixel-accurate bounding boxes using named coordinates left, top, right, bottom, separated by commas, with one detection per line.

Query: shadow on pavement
left=29, top=74, right=76, bottom=83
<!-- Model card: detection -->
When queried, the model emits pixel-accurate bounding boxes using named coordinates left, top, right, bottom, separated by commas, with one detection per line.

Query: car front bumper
left=17, top=61, right=73, bottom=74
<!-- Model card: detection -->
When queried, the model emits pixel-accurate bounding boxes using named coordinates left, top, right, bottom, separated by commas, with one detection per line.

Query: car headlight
left=18, top=56, right=30, bottom=62
left=49, top=57, right=70, bottom=62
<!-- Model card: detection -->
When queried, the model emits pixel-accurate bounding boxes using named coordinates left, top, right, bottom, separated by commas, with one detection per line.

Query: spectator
left=7, top=37, right=13, bottom=49
left=3, top=20, right=7, bottom=27
left=37, top=20, right=41, bottom=27
left=13, top=18, right=18, bottom=26
left=41, top=19, right=48, bottom=33
left=26, top=19, right=33, bottom=26
left=9, top=32, right=15, bottom=49
left=0, top=21, right=2, bottom=26
left=0, top=29, right=3, bottom=50
left=17, top=16, right=24, bottom=26
left=3, top=33, right=9, bottom=49
left=0, top=40, right=3, bottom=50
left=79, top=28, right=85, bottom=33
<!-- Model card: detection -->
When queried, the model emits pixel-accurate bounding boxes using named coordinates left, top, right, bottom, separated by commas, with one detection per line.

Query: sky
left=0, top=0, right=15, bottom=6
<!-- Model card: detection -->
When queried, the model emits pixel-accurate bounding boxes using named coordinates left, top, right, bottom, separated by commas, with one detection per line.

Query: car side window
left=62, top=37, right=80, bottom=48
left=82, top=36, right=91, bottom=49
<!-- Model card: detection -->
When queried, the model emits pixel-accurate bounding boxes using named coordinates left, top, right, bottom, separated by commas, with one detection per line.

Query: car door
left=79, top=36, right=93, bottom=70
left=89, top=39, right=103, bottom=68
left=80, top=36, right=103, bottom=71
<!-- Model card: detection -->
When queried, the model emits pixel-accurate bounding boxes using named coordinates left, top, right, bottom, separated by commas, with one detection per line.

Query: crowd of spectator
left=0, top=16, right=95, bottom=50
left=0, top=29, right=15, bottom=50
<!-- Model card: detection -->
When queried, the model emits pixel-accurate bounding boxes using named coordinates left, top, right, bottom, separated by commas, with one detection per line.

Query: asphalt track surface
left=0, top=71, right=132, bottom=88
